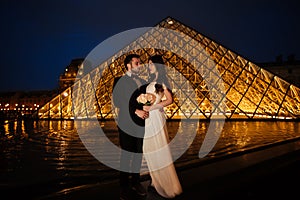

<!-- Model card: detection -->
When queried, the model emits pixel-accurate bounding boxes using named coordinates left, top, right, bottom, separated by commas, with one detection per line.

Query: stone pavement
left=36, top=137, right=300, bottom=200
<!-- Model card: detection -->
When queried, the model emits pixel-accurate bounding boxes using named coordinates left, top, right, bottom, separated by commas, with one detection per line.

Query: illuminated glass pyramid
left=38, top=17, right=300, bottom=120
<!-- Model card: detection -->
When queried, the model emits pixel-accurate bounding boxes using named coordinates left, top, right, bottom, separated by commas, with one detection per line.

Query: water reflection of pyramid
left=38, top=17, right=300, bottom=120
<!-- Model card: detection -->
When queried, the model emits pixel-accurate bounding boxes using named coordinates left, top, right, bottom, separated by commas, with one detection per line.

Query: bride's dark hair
left=148, top=55, right=172, bottom=94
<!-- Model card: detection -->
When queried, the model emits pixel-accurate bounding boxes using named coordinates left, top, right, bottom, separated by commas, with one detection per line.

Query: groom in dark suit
left=112, top=54, right=148, bottom=199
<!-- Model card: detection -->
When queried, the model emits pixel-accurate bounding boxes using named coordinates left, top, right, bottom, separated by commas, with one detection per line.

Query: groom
left=112, top=54, right=149, bottom=199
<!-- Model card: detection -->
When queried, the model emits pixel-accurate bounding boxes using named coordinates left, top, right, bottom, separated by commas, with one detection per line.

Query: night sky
left=1, top=0, right=299, bottom=92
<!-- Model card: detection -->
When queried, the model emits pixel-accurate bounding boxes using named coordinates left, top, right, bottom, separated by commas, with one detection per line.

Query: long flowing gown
left=143, top=82, right=182, bottom=198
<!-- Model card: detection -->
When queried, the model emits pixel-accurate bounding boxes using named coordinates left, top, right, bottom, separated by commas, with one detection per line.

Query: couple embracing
left=112, top=54, right=182, bottom=199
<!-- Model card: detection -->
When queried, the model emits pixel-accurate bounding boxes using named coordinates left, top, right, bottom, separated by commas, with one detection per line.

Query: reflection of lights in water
left=1, top=120, right=300, bottom=187
left=58, top=140, right=68, bottom=163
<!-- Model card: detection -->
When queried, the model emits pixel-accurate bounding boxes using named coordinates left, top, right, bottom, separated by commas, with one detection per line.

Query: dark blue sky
left=1, top=0, right=299, bottom=92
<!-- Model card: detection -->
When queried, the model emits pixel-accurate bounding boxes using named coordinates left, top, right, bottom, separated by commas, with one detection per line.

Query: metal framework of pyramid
left=37, top=17, right=300, bottom=120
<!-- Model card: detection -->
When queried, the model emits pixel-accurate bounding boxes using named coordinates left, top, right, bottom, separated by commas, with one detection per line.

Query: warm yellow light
left=63, top=92, right=68, bottom=97
left=168, top=20, right=174, bottom=24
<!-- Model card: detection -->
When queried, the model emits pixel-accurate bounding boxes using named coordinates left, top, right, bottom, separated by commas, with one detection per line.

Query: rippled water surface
left=1, top=119, right=300, bottom=191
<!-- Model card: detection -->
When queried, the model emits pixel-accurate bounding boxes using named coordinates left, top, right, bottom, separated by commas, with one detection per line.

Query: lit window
left=168, top=20, right=174, bottom=25
left=63, top=92, right=68, bottom=97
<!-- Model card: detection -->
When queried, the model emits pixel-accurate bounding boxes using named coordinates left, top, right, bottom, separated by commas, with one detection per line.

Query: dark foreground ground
left=180, top=151, right=300, bottom=200
left=2, top=138, right=300, bottom=200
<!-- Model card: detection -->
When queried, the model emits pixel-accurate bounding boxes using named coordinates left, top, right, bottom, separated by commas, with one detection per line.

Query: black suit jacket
left=112, top=74, right=147, bottom=137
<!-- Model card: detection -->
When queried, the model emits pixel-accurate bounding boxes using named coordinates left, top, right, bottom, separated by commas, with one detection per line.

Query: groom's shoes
left=132, top=183, right=147, bottom=196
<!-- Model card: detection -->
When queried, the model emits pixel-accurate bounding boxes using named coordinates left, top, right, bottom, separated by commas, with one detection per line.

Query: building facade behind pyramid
left=37, top=17, right=300, bottom=120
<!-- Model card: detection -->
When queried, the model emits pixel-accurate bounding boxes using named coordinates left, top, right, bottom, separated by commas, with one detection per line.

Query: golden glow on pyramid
left=37, top=17, right=300, bottom=120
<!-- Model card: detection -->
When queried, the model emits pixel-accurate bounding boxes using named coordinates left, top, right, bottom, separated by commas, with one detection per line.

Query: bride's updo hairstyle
left=148, top=55, right=172, bottom=95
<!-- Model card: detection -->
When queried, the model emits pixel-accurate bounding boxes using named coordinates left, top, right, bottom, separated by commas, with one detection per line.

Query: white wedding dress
left=143, top=82, right=182, bottom=198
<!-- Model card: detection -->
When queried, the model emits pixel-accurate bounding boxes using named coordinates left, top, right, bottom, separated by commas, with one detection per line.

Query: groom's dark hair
left=124, top=54, right=140, bottom=70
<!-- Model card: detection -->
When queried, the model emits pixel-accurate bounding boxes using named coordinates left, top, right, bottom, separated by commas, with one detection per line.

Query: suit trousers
left=118, top=126, right=144, bottom=187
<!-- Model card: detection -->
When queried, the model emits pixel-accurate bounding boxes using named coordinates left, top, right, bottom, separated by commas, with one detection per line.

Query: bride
left=142, top=55, right=182, bottom=198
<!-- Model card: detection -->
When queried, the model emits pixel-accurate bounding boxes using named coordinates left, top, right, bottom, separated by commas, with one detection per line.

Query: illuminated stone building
left=59, top=58, right=84, bottom=91
left=37, top=17, right=300, bottom=120
left=259, top=55, right=300, bottom=88
left=0, top=59, right=84, bottom=119
left=0, top=90, right=56, bottom=119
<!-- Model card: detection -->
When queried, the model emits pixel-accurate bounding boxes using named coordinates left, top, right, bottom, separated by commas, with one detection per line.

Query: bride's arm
left=159, top=88, right=173, bottom=107
left=148, top=88, right=173, bottom=111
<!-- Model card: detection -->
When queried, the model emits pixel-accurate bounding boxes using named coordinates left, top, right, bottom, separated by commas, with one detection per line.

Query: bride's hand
left=149, top=104, right=163, bottom=111
left=143, top=105, right=151, bottom=112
